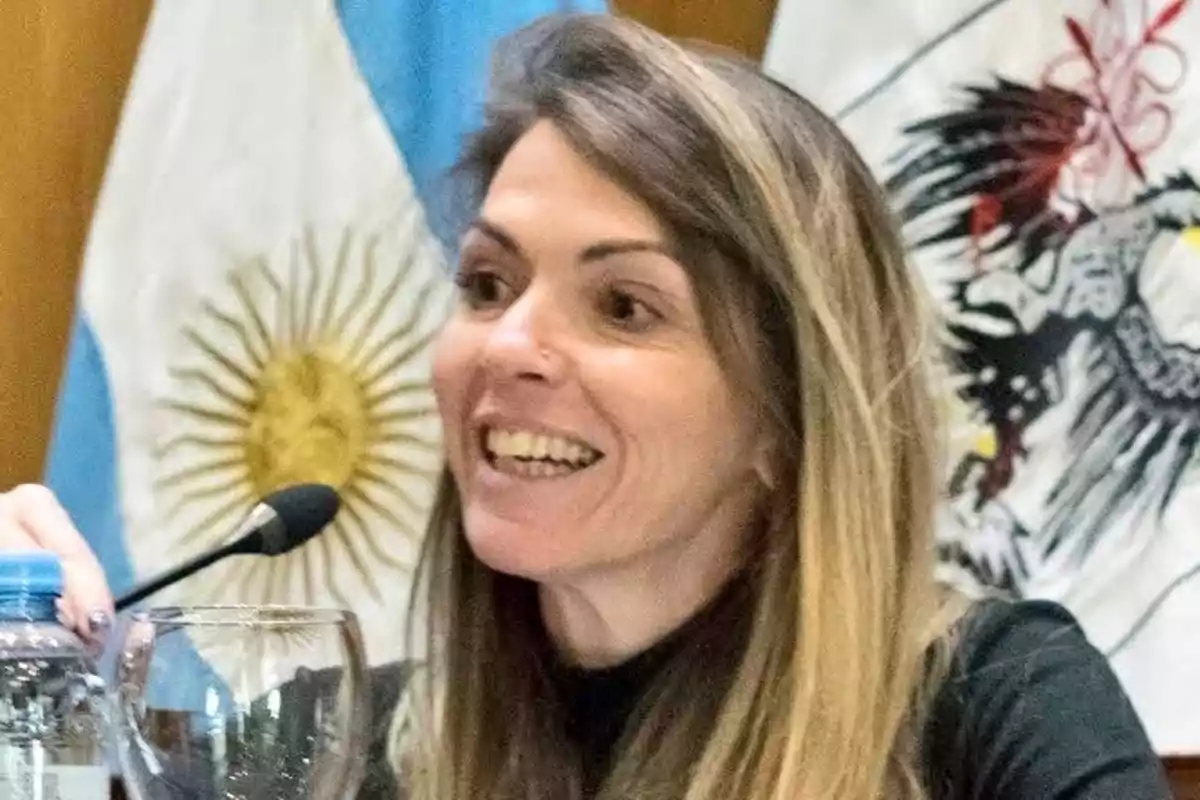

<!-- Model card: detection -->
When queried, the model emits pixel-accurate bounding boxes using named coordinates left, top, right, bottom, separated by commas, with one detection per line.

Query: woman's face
left=432, top=121, right=765, bottom=587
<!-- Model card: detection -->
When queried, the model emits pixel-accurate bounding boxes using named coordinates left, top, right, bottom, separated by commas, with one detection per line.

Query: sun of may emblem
left=152, top=220, right=452, bottom=614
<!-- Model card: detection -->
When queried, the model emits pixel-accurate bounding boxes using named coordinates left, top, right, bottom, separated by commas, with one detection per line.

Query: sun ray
left=260, top=560, right=278, bottom=607
left=345, top=485, right=421, bottom=551
left=198, top=573, right=225, bottom=607
left=361, top=324, right=443, bottom=389
left=155, top=455, right=247, bottom=491
left=286, top=236, right=302, bottom=347
left=339, top=499, right=412, bottom=571
left=183, top=328, right=258, bottom=391
left=331, top=235, right=380, bottom=339
left=164, top=401, right=246, bottom=429
left=156, top=433, right=243, bottom=459
left=177, top=492, right=253, bottom=547
left=343, top=247, right=413, bottom=363
left=301, top=227, right=322, bottom=342
left=163, top=476, right=252, bottom=519
left=316, top=229, right=353, bottom=340
left=233, top=557, right=261, bottom=606
left=372, top=404, right=440, bottom=428
left=273, top=251, right=289, bottom=348
left=354, top=466, right=427, bottom=517
left=276, top=553, right=295, bottom=603
left=353, top=276, right=441, bottom=373
left=230, top=269, right=276, bottom=362
left=168, top=367, right=254, bottom=412
left=366, top=427, right=441, bottom=454
left=361, top=451, right=437, bottom=482
left=198, top=300, right=267, bottom=371
left=345, top=481, right=418, bottom=536
left=318, top=526, right=352, bottom=610
left=211, top=567, right=240, bottom=606
left=363, top=379, right=435, bottom=411
left=302, top=542, right=316, bottom=607
left=188, top=563, right=220, bottom=606
left=252, top=254, right=283, bottom=296
left=330, top=518, right=383, bottom=603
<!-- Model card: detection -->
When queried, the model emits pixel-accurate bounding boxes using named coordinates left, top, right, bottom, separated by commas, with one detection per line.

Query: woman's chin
left=462, top=513, right=574, bottom=582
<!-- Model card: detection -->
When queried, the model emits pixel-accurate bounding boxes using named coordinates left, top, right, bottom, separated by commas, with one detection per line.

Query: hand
left=0, top=484, right=113, bottom=639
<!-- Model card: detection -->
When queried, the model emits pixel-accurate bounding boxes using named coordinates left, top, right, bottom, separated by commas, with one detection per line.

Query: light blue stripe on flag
left=337, top=0, right=607, bottom=244
left=45, top=315, right=132, bottom=595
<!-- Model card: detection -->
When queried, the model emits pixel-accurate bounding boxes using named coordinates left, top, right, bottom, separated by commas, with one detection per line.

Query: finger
left=8, top=484, right=98, bottom=560
left=0, top=493, right=42, bottom=551
left=7, top=484, right=114, bottom=624
left=56, top=597, right=78, bottom=633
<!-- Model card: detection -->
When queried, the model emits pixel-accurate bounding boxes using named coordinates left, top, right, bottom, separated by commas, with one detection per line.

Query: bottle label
left=0, top=765, right=110, bottom=800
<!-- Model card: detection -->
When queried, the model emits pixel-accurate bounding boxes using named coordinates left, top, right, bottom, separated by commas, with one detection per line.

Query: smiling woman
left=0, top=9, right=1178, bottom=800
left=396, top=12, right=1170, bottom=800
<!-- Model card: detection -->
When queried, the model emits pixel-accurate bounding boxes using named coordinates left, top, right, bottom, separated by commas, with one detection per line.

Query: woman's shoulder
left=924, top=597, right=1173, bottom=799
left=945, top=596, right=1095, bottom=676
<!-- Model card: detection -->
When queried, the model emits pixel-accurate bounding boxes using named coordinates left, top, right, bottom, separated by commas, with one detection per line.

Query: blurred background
left=0, top=0, right=1196, bottom=792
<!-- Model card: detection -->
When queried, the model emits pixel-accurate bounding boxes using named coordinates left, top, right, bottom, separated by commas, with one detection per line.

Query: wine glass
left=111, top=606, right=369, bottom=800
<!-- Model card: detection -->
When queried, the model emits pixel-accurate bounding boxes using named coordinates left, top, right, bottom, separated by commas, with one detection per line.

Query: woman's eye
left=599, top=288, right=659, bottom=332
left=454, top=269, right=512, bottom=309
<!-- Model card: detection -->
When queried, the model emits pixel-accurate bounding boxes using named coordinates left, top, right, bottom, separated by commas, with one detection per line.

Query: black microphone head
left=258, top=483, right=341, bottom=555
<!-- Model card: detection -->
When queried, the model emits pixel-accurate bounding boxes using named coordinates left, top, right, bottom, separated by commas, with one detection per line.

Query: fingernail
left=86, top=610, right=112, bottom=642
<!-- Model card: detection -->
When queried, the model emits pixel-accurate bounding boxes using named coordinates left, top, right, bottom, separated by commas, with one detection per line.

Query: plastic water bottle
left=0, top=552, right=109, bottom=799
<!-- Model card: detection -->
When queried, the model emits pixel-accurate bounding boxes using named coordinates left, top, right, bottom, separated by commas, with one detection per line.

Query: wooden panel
left=612, top=0, right=780, bottom=61
left=1168, top=756, right=1200, bottom=800
left=0, top=0, right=152, bottom=486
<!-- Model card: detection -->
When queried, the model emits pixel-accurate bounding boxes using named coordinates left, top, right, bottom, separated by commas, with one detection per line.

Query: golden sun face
left=243, top=347, right=369, bottom=491
left=151, top=221, right=451, bottom=660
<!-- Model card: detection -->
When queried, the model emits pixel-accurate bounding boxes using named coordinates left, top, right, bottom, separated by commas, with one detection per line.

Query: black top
left=920, top=600, right=1171, bottom=799
left=302, top=599, right=1173, bottom=799
left=549, top=598, right=1173, bottom=799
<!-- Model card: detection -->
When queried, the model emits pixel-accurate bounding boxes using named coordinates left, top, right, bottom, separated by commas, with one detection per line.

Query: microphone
left=114, top=483, right=341, bottom=612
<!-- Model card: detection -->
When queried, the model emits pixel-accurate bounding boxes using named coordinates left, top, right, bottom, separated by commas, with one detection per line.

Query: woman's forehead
left=478, top=121, right=668, bottom=244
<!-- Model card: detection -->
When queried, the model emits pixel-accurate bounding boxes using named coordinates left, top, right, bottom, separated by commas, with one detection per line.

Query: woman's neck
left=538, top=532, right=742, bottom=669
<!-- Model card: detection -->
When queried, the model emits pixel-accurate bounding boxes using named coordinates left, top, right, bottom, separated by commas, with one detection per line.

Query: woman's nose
left=479, top=290, right=567, bottom=385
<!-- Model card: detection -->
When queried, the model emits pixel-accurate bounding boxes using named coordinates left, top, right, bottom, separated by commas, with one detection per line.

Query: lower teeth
left=495, top=456, right=586, bottom=477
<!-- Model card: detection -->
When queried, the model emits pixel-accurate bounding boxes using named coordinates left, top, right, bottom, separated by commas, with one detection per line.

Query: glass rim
left=128, top=604, right=358, bottom=627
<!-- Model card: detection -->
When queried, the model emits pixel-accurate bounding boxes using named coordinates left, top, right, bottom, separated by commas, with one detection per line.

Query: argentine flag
left=45, top=0, right=605, bottom=691
left=764, top=0, right=1200, bottom=753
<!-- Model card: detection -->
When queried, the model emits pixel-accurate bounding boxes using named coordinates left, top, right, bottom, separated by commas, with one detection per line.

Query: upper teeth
left=485, top=428, right=601, bottom=466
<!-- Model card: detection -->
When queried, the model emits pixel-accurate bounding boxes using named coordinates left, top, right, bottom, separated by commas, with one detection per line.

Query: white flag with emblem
left=765, top=0, right=1200, bottom=753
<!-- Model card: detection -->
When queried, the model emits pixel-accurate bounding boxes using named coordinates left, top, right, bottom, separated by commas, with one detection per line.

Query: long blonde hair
left=400, top=13, right=964, bottom=800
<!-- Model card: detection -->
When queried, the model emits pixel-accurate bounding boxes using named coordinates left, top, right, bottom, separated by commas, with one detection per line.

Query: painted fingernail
left=86, top=610, right=112, bottom=641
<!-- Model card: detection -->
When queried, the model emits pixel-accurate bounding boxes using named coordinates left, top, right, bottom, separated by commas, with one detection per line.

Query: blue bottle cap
left=0, top=551, right=64, bottom=597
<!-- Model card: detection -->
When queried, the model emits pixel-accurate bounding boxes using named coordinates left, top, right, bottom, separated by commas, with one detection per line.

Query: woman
left=0, top=14, right=1171, bottom=800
